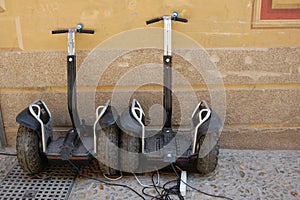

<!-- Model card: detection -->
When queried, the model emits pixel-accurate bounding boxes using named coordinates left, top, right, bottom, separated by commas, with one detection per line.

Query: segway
left=15, top=24, right=119, bottom=175
left=118, top=12, right=221, bottom=174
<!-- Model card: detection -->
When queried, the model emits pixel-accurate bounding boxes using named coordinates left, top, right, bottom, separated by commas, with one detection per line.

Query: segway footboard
left=141, top=129, right=198, bottom=172
left=143, top=101, right=221, bottom=174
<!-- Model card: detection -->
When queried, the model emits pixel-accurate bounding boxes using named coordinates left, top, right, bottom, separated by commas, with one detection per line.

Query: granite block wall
left=1, top=47, right=299, bottom=149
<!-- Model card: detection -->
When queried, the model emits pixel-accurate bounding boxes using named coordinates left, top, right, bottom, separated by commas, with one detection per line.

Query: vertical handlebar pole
left=163, top=16, right=172, bottom=130
left=52, top=26, right=93, bottom=130
left=67, top=29, right=80, bottom=129
left=164, top=16, right=172, bottom=56
left=146, top=14, right=187, bottom=131
left=68, top=29, right=76, bottom=56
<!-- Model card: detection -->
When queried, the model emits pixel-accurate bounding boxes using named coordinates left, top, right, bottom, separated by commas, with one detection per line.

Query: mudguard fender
left=118, top=99, right=146, bottom=153
left=118, top=107, right=143, bottom=136
left=99, top=106, right=118, bottom=129
left=16, top=100, right=53, bottom=153
left=118, top=99, right=145, bottom=137
left=16, top=108, right=41, bottom=133
left=93, top=100, right=119, bottom=154
left=191, top=101, right=222, bottom=154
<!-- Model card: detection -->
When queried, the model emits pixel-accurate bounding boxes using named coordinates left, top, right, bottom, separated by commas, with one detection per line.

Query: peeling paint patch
left=16, top=17, right=24, bottom=50
left=0, top=0, right=5, bottom=12
left=118, top=62, right=129, bottom=68
left=222, top=70, right=286, bottom=81
left=81, top=10, right=100, bottom=21
left=104, top=9, right=111, bottom=17
left=210, top=54, right=220, bottom=63
left=127, top=0, right=137, bottom=10
left=203, top=32, right=248, bottom=36
left=245, top=56, right=253, bottom=65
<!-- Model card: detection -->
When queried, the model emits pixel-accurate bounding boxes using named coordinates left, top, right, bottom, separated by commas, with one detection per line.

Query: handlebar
left=52, top=30, right=68, bottom=34
left=175, top=17, right=188, bottom=23
left=52, top=29, right=94, bottom=34
left=77, top=29, right=94, bottom=34
left=146, top=17, right=163, bottom=25
left=146, top=16, right=188, bottom=25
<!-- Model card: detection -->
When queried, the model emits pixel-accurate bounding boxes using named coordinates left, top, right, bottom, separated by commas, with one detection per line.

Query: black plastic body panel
left=16, top=108, right=41, bottom=132
left=144, top=129, right=193, bottom=158
left=118, top=107, right=142, bottom=137
left=99, top=106, right=118, bottom=129
left=163, top=55, right=173, bottom=129
left=136, top=129, right=199, bottom=173
left=196, top=110, right=222, bottom=139
left=67, top=55, right=80, bottom=129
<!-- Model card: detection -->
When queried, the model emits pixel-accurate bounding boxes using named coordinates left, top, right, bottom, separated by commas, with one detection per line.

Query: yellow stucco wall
left=1, top=0, right=300, bottom=149
left=0, top=0, right=300, bottom=51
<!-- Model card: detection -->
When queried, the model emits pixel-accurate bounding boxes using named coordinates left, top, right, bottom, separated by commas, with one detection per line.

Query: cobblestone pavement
left=1, top=149, right=299, bottom=200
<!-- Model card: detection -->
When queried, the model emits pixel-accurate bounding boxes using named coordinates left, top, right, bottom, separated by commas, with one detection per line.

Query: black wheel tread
left=119, top=132, right=140, bottom=172
left=16, top=126, right=46, bottom=174
left=196, top=132, right=220, bottom=175
left=97, top=125, right=119, bottom=175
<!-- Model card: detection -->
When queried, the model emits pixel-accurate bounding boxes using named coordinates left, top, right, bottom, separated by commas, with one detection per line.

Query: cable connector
left=172, top=11, right=179, bottom=20
left=179, top=171, right=187, bottom=196
left=77, top=23, right=83, bottom=32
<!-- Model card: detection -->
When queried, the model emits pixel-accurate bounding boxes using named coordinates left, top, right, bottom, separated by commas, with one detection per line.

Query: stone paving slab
left=69, top=150, right=300, bottom=200
left=0, top=149, right=299, bottom=200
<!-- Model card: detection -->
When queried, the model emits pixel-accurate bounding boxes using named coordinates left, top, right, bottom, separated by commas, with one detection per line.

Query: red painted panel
left=260, top=0, right=300, bottom=20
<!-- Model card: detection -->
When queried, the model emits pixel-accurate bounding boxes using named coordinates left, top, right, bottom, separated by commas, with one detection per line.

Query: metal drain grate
left=0, top=163, right=77, bottom=200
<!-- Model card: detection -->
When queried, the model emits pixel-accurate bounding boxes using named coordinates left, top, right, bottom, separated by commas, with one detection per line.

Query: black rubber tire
left=16, top=126, right=47, bottom=174
left=119, top=132, right=140, bottom=172
left=196, top=133, right=220, bottom=175
left=97, top=124, right=119, bottom=176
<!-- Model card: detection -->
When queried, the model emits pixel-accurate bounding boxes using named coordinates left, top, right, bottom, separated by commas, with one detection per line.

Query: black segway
left=118, top=12, right=221, bottom=174
left=15, top=24, right=119, bottom=175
